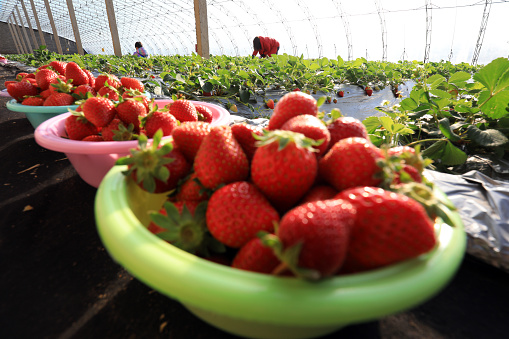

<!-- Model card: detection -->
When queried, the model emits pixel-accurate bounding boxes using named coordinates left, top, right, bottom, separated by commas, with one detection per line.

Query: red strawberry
left=94, top=74, right=121, bottom=92
left=231, top=123, right=264, bottom=161
left=65, top=112, right=100, bottom=140
left=393, top=164, right=423, bottom=185
left=365, top=86, right=373, bottom=96
left=43, top=92, right=74, bottom=106
left=268, top=91, right=318, bottom=130
left=337, top=90, right=344, bottom=97
left=84, top=70, right=95, bottom=87
left=168, top=99, right=198, bottom=122
left=101, top=118, right=131, bottom=141
left=120, top=77, right=144, bottom=92
left=7, top=81, right=39, bottom=102
left=48, top=78, right=73, bottom=95
left=293, top=88, right=301, bottom=92
left=148, top=200, right=200, bottom=234
left=232, top=237, right=281, bottom=274
left=4, top=80, right=17, bottom=87
left=98, top=86, right=120, bottom=101
left=333, top=98, right=337, bottom=103
left=387, top=146, right=425, bottom=172
left=21, top=97, right=44, bottom=106
left=142, top=109, right=178, bottom=138
left=35, top=68, right=59, bottom=90
left=273, top=199, right=356, bottom=279
left=194, top=104, right=213, bottom=123
left=326, top=116, right=368, bottom=151
left=280, top=114, right=330, bottom=156
left=40, top=89, right=52, bottom=100
left=16, top=72, right=30, bottom=81
left=299, top=185, right=337, bottom=204
left=171, top=121, right=211, bottom=162
left=265, top=99, right=275, bottom=109
left=336, top=187, right=436, bottom=273
left=174, top=172, right=210, bottom=202
left=206, top=181, right=280, bottom=248
left=82, top=96, right=116, bottom=127
left=81, top=134, right=104, bottom=142
left=251, top=130, right=319, bottom=212
left=65, top=62, right=89, bottom=86
left=148, top=200, right=223, bottom=255
left=49, top=60, right=67, bottom=76
left=116, top=98, right=146, bottom=132
left=117, top=133, right=191, bottom=193
left=73, top=84, right=96, bottom=99
left=194, top=125, right=249, bottom=190
left=319, top=137, right=384, bottom=191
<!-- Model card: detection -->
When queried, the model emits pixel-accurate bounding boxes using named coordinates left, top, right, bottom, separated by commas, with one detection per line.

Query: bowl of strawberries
left=94, top=91, right=466, bottom=339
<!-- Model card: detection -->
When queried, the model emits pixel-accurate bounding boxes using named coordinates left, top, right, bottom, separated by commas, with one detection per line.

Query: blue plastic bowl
left=6, top=99, right=78, bottom=129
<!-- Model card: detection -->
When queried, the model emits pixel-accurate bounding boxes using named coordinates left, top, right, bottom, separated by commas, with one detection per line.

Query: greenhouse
left=1, top=1, right=509, bottom=339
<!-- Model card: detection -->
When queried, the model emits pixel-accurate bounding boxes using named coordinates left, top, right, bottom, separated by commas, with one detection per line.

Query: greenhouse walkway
left=1, top=65, right=509, bottom=339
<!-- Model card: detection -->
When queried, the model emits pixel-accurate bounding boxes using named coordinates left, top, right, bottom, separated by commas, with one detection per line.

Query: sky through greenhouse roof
left=0, top=0, right=508, bottom=65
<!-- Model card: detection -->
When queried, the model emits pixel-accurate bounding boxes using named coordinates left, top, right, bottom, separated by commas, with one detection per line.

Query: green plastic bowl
left=6, top=99, right=78, bottom=129
left=95, top=165, right=466, bottom=339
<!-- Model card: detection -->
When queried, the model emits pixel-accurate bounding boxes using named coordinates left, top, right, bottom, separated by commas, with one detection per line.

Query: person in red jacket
left=252, top=36, right=280, bottom=58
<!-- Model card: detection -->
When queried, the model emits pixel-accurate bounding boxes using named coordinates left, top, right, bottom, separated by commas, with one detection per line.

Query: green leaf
left=466, top=125, right=509, bottom=147
left=449, top=71, right=471, bottom=84
left=379, top=116, right=394, bottom=132
left=430, top=89, right=452, bottom=99
left=400, top=98, right=418, bottom=111
left=237, top=70, right=250, bottom=79
left=473, top=57, right=509, bottom=93
left=421, top=140, right=446, bottom=159
left=479, top=90, right=509, bottom=119
left=438, top=118, right=461, bottom=142
left=441, top=141, right=468, bottom=165
left=316, top=96, right=326, bottom=107
left=239, top=89, right=250, bottom=103
left=363, top=116, right=382, bottom=133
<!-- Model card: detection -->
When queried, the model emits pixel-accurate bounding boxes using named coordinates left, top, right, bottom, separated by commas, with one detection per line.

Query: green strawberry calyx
left=258, top=231, right=322, bottom=281
left=254, top=129, right=322, bottom=152
left=116, top=129, right=174, bottom=193
left=150, top=201, right=225, bottom=256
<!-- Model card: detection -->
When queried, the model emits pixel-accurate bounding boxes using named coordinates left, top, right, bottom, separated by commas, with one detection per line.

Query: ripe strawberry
left=265, top=99, right=275, bottom=109
left=326, top=96, right=332, bottom=104
left=94, top=73, right=121, bottom=92
left=326, top=116, right=368, bottom=151
left=194, top=125, right=249, bottom=190
left=4, top=80, right=17, bottom=87
left=365, top=86, right=373, bottom=96
left=43, top=92, right=74, bottom=106
left=48, top=78, right=73, bottom=95
left=142, top=109, right=178, bottom=138
left=232, top=237, right=281, bottom=274
left=206, top=181, right=280, bottom=248
left=72, top=84, right=96, bottom=99
left=65, top=62, right=89, bottom=86
left=293, top=88, right=301, bottom=92
left=319, top=137, right=384, bottom=191
left=116, top=98, right=147, bottom=132
left=81, top=134, right=104, bottom=142
left=117, top=132, right=191, bottom=193
left=82, top=96, right=116, bottom=127
left=21, top=96, right=44, bottom=106
left=272, top=199, right=356, bottom=279
left=333, top=98, right=337, bottom=103
left=168, top=99, right=198, bottom=122
left=65, top=111, right=100, bottom=140
left=174, top=172, right=210, bottom=202
left=280, top=114, right=330, bottom=156
left=194, top=104, right=213, bottom=123
left=231, top=123, right=264, bottom=161
left=268, top=91, right=318, bottom=130
left=387, top=146, right=425, bottom=172
left=35, top=68, right=59, bottom=90
left=16, top=72, right=30, bottom=81
left=120, top=77, right=144, bottom=92
left=299, top=185, right=337, bottom=204
left=101, top=118, right=129, bottom=141
left=251, top=130, right=319, bottom=212
left=336, top=187, right=436, bottom=273
left=49, top=60, right=67, bottom=76
left=40, top=89, right=52, bottom=100
left=84, top=70, right=95, bottom=87
left=98, top=86, right=120, bottom=101
left=337, top=90, right=344, bottom=97
left=171, top=121, right=211, bottom=162
left=148, top=200, right=223, bottom=255
left=393, top=164, right=423, bottom=185
left=7, top=81, right=39, bottom=102
left=147, top=200, right=200, bottom=234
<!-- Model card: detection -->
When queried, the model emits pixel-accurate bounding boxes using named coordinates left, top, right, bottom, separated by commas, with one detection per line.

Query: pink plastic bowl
left=34, top=100, right=230, bottom=188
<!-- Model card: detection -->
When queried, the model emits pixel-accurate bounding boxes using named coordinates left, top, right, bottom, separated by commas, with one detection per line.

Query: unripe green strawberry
left=206, top=181, right=280, bottom=248
left=251, top=130, right=319, bottom=212
left=194, top=125, right=249, bottom=190
left=319, top=137, right=384, bottom=191
left=335, top=187, right=437, bottom=273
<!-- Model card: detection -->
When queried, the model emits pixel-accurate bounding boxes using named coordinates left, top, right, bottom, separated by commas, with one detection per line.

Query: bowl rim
left=34, top=100, right=231, bottom=154
left=6, top=99, right=79, bottom=113
left=95, top=165, right=467, bottom=327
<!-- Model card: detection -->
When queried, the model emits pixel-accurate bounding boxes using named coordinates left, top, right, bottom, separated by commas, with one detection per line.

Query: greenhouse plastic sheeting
left=425, top=170, right=509, bottom=272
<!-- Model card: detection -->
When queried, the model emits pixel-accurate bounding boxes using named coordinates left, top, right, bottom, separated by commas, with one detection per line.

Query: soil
left=1, top=65, right=509, bottom=339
